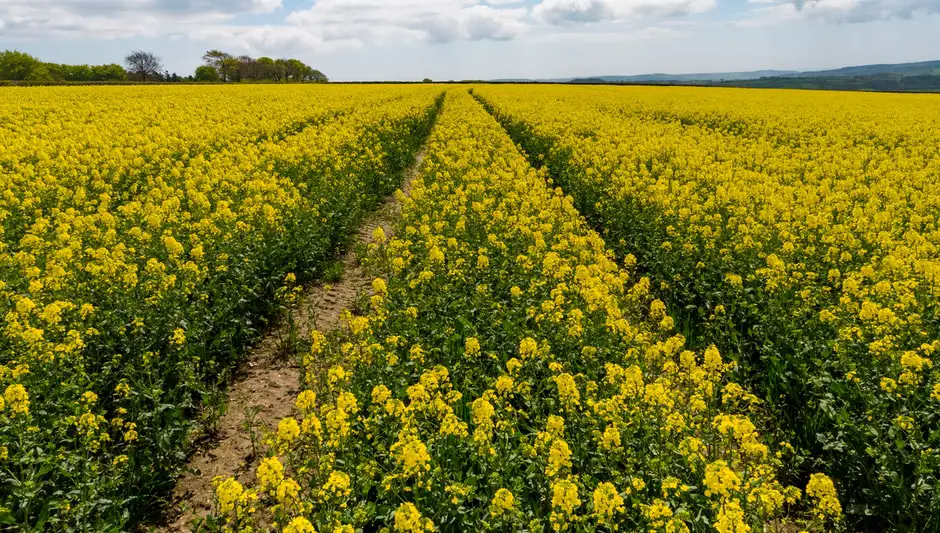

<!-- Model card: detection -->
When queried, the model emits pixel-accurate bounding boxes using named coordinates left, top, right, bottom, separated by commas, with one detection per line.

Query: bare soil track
left=155, top=147, right=426, bottom=532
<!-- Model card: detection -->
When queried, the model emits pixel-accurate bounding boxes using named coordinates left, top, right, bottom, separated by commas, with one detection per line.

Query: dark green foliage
left=0, top=50, right=126, bottom=82
left=194, top=65, right=221, bottom=82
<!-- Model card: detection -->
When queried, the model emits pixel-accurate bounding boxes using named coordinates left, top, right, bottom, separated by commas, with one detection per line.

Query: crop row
left=0, top=85, right=442, bottom=530
left=473, top=85, right=940, bottom=531
left=211, top=90, right=839, bottom=533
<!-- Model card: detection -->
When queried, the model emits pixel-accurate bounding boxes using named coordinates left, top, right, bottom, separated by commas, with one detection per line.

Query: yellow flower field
left=0, top=84, right=441, bottom=530
left=211, top=91, right=840, bottom=532
left=3, top=82, right=935, bottom=531
left=474, top=85, right=940, bottom=531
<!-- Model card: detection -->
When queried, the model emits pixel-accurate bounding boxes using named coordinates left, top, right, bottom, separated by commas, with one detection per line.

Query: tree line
left=0, top=49, right=328, bottom=84
left=197, top=50, right=327, bottom=82
left=0, top=50, right=125, bottom=82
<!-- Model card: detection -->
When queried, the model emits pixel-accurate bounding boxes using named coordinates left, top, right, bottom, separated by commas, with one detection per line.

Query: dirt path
left=158, top=147, right=426, bottom=532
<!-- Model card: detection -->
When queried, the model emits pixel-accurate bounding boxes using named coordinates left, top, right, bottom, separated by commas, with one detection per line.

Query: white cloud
left=533, top=0, right=715, bottom=25
left=0, top=0, right=281, bottom=39
left=138, top=0, right=531, bottom=57
left=188, top=25, right=342, bottom=56
left=534, top=0, right=613, bottom=25
left=179, top=0, right=699, bottom=56
left=529, top=24, right=683, bottom=43
left=461, top=5, right=527, bottom=40
left=284, top=0, right=527, bottom=46
left=747, top=0, right=940, bottom=23
left=0, top=0, right=715, bottom=45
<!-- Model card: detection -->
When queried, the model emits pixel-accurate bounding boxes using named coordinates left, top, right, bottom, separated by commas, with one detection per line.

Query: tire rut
left=154, top=146, right=427, bottom=532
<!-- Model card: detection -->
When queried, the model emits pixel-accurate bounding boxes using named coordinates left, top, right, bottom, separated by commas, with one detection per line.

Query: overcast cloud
left=0, top=0, right=937, bottom=80
left=748, top=0, right=940, bottom=23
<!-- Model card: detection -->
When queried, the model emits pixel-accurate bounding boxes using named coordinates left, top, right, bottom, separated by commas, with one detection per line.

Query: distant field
left=1, top=85, right=937, bottom=531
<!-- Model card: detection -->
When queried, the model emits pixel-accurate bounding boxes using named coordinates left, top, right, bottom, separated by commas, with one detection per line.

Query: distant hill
left=572, top=70, right=796, bottom=83
left=794, top=60, right=940, bottom=78
left=499, top=60, right=940, bottom=92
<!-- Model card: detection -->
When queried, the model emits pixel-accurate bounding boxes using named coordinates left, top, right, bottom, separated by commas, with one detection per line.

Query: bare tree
left=237, top=55, right=259, bottom=80
left=124, top=50, right=163, bottom=81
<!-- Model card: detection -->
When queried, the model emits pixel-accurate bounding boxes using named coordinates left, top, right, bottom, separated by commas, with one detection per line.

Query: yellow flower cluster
left=805, top=473, right=842, bottom=522
left=212, top=475, right=258, bottom=531
left=476, top=84, right=939, bottom=531
left=217, top=90, right=834, bottom=532
left=488, top=488, right=516, bottom=518
left=0, top=84, right=443, bottom=529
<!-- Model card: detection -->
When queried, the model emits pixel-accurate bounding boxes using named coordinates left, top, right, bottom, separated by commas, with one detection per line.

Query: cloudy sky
left=0, top=0, right=937, bottom=80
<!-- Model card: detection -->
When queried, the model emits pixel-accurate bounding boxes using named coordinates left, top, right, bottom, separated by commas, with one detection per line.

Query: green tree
left=0, top=50, right=51, bottom=80
left=195, top=51, right=326, bottom=84
left=256, top=56, right=276, bottom=80
left=222, top=57, right=241, bottom=82
left=194, top=65, right=220, bottom=82
left=284, top=58, right=309, bottom=81
left=202, top=49, right=235, bottom=81
left=273, top=58, right=288, bottom=81
left=93, top=64, right=127, bottom=81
